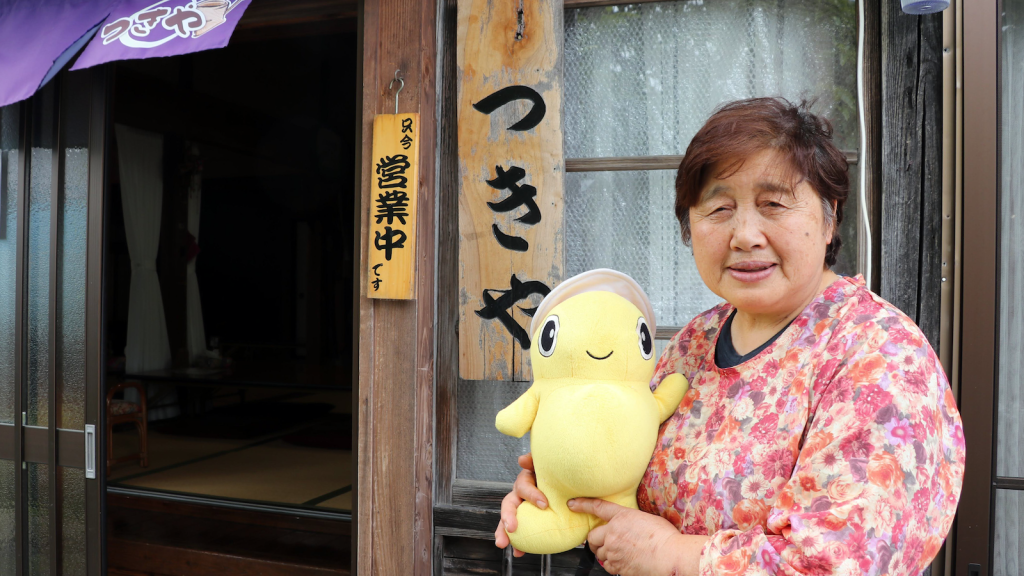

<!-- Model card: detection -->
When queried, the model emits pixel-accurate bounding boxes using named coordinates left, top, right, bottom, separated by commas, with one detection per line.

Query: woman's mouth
left=727, top=261, right=777, bottom=282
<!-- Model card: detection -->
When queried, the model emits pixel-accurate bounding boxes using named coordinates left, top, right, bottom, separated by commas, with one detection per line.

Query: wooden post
left=456, top=0, right=565, bottom=381
left=357, top=0, right=437, bottom=574
left=879, top=4, right=944, bottom=349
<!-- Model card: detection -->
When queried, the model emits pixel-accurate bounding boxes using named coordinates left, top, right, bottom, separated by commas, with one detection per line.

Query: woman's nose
left=729, top=209, right=767, bottom=251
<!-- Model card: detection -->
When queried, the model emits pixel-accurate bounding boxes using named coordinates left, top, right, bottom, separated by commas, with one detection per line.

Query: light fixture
left=901, top=0, right=950, bottom=14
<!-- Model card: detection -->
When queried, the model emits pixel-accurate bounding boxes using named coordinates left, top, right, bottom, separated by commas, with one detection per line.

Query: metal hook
left=388, top=70, right=405, bottom=114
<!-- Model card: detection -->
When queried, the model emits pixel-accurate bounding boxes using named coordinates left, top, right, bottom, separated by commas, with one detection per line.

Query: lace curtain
left=563, top=0, right=859, bottom=328
left=995, top=3, right=1024, bottom=573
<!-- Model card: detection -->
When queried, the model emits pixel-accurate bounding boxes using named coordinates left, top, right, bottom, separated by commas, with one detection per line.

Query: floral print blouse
left=638, top=275, right=965, bottom=576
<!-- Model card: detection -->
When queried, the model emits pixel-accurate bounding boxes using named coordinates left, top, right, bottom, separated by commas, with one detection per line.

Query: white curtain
left=562, top=0, right=859, bottom=328
left=185, top=145, right=217, bottom=364
left=116, top=124, right=172, bottom=374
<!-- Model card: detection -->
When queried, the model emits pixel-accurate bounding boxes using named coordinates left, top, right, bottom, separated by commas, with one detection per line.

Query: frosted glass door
left=1, top=98, right=23, bottom=576
left=0, top=68, right=106, bottom=576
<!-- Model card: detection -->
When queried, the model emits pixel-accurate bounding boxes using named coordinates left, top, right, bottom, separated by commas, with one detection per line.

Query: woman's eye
left=538, top=315, right=559, bottom=357
left=636, top=317, right=654, bottom=360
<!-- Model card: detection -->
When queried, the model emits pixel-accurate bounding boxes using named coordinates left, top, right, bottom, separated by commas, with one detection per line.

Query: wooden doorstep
left=108, top=493, right=351, bottom=536
left=107, top=499, right=350, bottom=576
left=108, top=569, right=152, bottom=576
left=108, top=539, right=347, bottom=576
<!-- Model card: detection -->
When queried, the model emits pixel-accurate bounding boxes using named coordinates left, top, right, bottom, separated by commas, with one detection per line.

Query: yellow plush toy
left=495, top=269, right=688, bottom=555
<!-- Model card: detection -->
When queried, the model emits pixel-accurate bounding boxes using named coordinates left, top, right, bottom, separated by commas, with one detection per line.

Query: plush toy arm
left=652, top=373, right=688, bottom=422
left=495, top=390, right=540, bottom=438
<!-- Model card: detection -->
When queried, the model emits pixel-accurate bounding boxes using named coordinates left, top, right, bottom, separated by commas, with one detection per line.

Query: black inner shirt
left=715, top=309, right=795, bottom=369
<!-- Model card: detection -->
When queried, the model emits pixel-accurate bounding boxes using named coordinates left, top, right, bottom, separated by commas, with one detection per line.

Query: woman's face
left=689, top=148, right=833, bottom=321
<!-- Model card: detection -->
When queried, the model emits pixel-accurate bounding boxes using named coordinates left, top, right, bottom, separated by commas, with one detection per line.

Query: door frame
left=955, top=0, right=998, bottom=575
left=85, top=64, right=111, bottom=576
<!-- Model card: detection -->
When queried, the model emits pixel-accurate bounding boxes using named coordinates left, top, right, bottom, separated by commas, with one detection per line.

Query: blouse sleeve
left=698, top=319, right=965, bottom=576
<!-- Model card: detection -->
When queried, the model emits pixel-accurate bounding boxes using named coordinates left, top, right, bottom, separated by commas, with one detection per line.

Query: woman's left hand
left=568, top=498, right=706, bottom=576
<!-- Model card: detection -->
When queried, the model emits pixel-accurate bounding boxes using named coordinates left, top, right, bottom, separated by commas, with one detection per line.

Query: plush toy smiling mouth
left=586, top=350, right=613, bottom=360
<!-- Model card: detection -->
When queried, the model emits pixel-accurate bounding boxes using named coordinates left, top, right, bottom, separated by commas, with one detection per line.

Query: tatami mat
left=314, top=492, right=352, bottom=510
left=109, top=431, right=250, bottom=482
left=109, top=425, right=352, bottom=511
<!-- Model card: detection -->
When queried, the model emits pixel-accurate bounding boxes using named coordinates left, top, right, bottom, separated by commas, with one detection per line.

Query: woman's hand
left=568, top=498, right=707, bottom=576
left=494, top=453, right=549, bottom=557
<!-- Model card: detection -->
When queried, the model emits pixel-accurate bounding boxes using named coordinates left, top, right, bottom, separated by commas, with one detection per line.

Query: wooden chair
left=106, top=381, right=149, bottom=475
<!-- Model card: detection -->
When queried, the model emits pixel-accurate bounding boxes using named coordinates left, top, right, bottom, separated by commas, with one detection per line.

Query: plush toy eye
left=637, top=317, right=654, bottom=360
left=538, top=315, right=559, bottom=357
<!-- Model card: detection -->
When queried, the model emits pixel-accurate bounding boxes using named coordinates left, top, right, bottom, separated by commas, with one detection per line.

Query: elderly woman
left=495, top=98, right=965, bottom=576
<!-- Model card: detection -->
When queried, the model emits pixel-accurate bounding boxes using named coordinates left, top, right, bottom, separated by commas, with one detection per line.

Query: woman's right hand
left=494, top=453, right=549, bottom=557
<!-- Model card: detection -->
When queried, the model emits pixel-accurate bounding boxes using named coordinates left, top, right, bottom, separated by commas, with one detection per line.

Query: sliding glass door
left=0, top=67, right=107, bottom=576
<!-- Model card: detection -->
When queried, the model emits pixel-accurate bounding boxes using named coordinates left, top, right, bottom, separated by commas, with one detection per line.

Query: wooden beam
left=236, top=0, right=358, bottom=29
left=566, top=151, right=859, bottom=173
left=231, top=0, right=358, bottom=43
left=434, top=0, right=459, bottom=512
left=433, top=505, right=501, bottom=540
left=357, top=0, right=437, bottom=574
left=879, top=5, right=943, bottom=349
left=231, top=18, right=357, bottom=43
left=564, top=0, right=666, bottom=8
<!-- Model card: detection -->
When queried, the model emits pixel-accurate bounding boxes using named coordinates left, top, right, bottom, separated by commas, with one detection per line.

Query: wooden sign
left=457, top=0, right=564, bottom=380
left=367, top=113, right=419, bottom=299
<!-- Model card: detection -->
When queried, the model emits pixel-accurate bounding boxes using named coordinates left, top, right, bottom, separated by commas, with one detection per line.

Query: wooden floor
left=107, top=494, right=351, bottom=576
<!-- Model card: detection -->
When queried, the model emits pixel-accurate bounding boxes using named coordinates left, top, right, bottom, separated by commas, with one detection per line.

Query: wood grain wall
left=879, top=3, right=944, bottom=349
left=357, top=0, right=438, bottom=574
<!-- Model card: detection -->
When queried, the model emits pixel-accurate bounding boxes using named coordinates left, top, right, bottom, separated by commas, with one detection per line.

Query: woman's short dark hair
left=674, top=97, right=849, bottom=268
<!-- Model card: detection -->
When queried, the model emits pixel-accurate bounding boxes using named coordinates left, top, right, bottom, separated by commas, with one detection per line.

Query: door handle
left=85, top=424, right=96, bottom=479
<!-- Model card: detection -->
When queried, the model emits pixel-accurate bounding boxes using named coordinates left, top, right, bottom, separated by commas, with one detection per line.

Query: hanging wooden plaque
left=457, top=0, right=564, bottom=381
left=367, top=112, right=420, bottom=300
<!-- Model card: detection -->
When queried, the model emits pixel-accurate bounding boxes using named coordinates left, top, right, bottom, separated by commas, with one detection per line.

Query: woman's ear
left=825, top=199, right=839, bottom=243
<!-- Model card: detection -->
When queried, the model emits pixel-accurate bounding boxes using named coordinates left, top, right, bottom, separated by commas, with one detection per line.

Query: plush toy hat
left=530, top=268, right=656, bottom=338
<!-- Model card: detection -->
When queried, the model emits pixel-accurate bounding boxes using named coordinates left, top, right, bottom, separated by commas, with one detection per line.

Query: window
left=455, top=0, right=863, bottom=486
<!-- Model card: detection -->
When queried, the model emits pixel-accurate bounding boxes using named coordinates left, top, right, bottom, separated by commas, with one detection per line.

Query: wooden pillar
left=356, top=0, right=438, bottom=574
left=879, top=2, right=944, bottom=349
